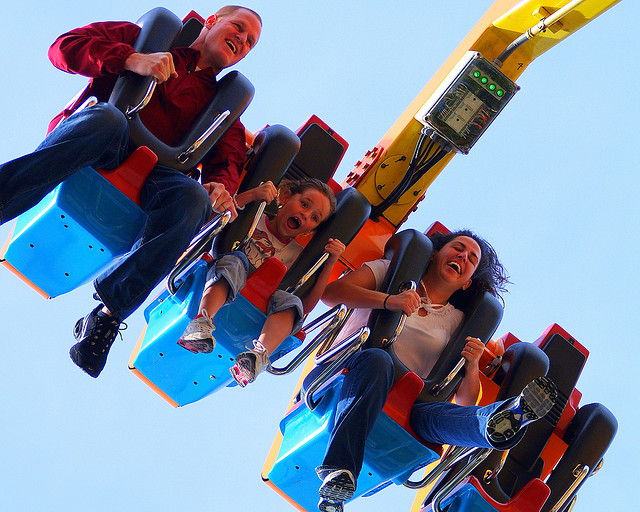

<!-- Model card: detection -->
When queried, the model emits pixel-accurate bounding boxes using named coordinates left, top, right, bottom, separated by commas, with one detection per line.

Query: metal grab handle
left=177, top=110, right=231, bottom=164
left=482, top=449, right=510, bottom=484
left=302, top=326, right=370, bottom=411
left=125, top=79, right=158, bottom=118
left=286, top=252, right=330, bottom=295
left=267, top=304, right=348, bottom=376
left=432, top=447, right=492, bottom=512
left=549, top=463, right=590, bottom=512
left=430, top=357, right=466, bottom=396
left=232, top=200, right=267, bottom=251
left=167, top=211, right=232, bottom=294
left=404, top=445, right=473, bottom=489
left=381, top=280, right=416, bottom=348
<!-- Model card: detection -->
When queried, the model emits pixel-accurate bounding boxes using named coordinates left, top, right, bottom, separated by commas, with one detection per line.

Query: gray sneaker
left=177, top=310, right=215, bottom=354
left=487, top=376, right=558, bottom=443
left=229, top=340, right=270, bottom=387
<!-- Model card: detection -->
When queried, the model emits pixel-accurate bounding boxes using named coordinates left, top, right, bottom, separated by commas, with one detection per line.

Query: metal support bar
left=267, top=304, right=348, bottom=375
left=430, top=357, right=466, bottom=396
left=286, top=252, right=330, bottom=295
left=177, top=110, right=231, bottom=164
left=167, top=212, right=231, bottom=294
left=549, top=463, right=590, bottom=512
left=431, top=447, right=492, bottom=512
left=381, top=281, right=416, bottom=348
left=301, top=326, right=370, bottom=411
left=125, top=79, right=157, bottom=118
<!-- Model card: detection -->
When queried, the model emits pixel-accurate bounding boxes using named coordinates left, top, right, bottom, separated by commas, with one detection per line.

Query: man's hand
left=203, top=182, right=237, bottom=220
left=124, top=52, right=178, bottom=83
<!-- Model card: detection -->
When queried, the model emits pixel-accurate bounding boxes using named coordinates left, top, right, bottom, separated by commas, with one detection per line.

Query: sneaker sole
left=487, top=376, right=557, bottom=442
left=69, top=345, right=101, bottom=378
left=319, top=472, right=356, bottom=501
left=318, top=499, right=343, bottom=512
left=229, top=365, right=249, bottom=387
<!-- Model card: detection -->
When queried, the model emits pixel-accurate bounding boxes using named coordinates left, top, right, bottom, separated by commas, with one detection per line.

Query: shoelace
left=90, top=319, right=127, bottom=354
left=190, top=310, right=214, bottom=334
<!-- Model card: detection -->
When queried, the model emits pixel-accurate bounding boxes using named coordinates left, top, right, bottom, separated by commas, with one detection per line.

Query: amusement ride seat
left=0, top=7, right=253, bottom=298
left=128, top=117, right=372, bottom=407
left=417, top=324, right=617, bottom=512
left=261, top=225, right=525, bottom=512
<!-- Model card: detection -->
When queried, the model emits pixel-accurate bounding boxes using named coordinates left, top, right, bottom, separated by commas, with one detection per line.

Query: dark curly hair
left=429, top=229, right=510, bottom=305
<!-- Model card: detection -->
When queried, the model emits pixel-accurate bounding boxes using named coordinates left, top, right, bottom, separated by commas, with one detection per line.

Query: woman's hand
left=461, top=336, right=484, bottom=367
left=384, top=289, right=421, bottom=315
left=324, top=238, right=346, bottom=264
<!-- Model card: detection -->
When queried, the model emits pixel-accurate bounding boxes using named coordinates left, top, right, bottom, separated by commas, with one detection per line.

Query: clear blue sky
left=0, top=1, right=636, bottom=511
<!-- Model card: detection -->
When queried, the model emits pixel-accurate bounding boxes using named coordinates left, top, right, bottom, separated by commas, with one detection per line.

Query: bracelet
left=383, top=294, right=391, bottom=310
left=232, top=193, right=245, bottom=211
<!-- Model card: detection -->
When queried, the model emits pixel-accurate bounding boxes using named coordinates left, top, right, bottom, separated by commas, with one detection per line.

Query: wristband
left=383, top=294, right=391, bottom=310
left=232, top=193, right=245, bottom=211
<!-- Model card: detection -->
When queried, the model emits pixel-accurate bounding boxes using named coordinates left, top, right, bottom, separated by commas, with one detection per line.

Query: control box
left=415, top=51, right=519, bottom=154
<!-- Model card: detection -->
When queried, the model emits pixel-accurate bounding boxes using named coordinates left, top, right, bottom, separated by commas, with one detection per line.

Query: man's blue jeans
left=0, top=103, right=212, bottom=320
left=304, top=348, right=516, bottom=480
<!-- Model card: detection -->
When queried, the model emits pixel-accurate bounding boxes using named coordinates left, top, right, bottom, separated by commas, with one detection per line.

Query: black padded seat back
left=108, top=8, right=255, bottom=172
left=277, top=187, right=371, bottom=297
left=172, top=16, right=204, bottom=48
left=475, top=332, right=588, bottom=501
left=363, top=229, right=433, bottom=350
left=264, top=120, right=347, bottom=218
left=423, top=341, right=552, bottom=507
left=541, top=403, right=617, bottom=512
left=214, top=125, right=301, bottom=255
left=287, top=123, right=345, bottom=184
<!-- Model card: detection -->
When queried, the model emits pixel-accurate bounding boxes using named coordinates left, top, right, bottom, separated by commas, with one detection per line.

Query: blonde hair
left=214, top=5, right=262, bottom=26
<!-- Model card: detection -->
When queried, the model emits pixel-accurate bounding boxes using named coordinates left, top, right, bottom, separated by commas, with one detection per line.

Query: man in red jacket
left=0, top=6, right=262, bottom=378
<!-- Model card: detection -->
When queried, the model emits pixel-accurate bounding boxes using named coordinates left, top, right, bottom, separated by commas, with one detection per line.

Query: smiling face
left=270, top=189, right=332, bottom=240
left=430, top=235, right=481, bottom=291
left=193, top=9, right=262, bottom=73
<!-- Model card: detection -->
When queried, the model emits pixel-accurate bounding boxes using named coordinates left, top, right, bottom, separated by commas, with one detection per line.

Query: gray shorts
left=206, top=251, right=304, bottom=335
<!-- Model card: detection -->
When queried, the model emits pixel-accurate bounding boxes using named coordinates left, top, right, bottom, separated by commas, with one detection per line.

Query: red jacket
left=48, top=21, right=246, bottom=194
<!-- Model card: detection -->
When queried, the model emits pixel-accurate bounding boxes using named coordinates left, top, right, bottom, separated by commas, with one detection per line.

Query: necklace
left=419, top=279, right=447, bottom=313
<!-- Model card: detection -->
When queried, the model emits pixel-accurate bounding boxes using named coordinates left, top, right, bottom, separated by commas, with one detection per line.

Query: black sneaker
left=69, top=305, right=124, bottom=378
left=318, top=498, right=344, bottom=512
left=487, top=376, right=558, bottom=443
left=319, top=469, right=356, bottom=502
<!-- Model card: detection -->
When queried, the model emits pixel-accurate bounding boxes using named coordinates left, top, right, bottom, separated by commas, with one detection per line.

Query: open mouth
left=226, top=40, right=237, bottom=54
left=286, top=217, right=301, bottom=230
left=447, top=261, right=462, bottom=274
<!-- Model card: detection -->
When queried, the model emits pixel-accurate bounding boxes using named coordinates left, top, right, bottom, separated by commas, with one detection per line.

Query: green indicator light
left=488, top=83, right=496, bottom=91
left=481, top=77, right=488, bottom=84
left=473, top=70, right=481, bottom=78
left=496, top=89, right=504, bottom=97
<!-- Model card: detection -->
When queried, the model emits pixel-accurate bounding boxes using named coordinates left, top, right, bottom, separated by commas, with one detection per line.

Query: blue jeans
left=0, top=103, right=212, bottom=320
left=207, top=251, right=305, bottom=334
left=304, top=348, right=515, bottom=480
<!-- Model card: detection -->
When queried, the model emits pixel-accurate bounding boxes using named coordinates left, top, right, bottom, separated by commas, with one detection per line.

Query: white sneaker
left=230, top=340, right=270, bottom=387
left=177, top=310, right=215, bottom=354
